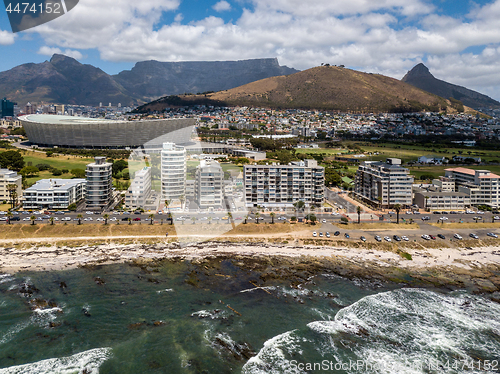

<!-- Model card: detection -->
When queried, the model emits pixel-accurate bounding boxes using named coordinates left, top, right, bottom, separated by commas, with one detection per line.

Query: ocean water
left=0, top=260, right=499, bottom=374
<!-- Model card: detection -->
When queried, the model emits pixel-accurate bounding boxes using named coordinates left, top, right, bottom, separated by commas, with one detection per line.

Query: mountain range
left=134, top=65, right=473, bottom=114
left=0, top=55, right=298, bottom=107
left=401, top=63, right=500, bottom=109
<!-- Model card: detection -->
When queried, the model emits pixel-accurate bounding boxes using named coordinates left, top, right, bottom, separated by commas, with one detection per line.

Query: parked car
left=384, top=236, right=391, bottom=242
left=421, top=234, right=431, bottom=240
left=401, top=235, right=409, bottom=241
left=429, top=235, right=436, bottom=240
left=487, top=232, right=498, bottom=238
left=469, top=233, right=479, bottom=239
left=375, top=235, right=382, bottom=242
left=322, top=219, right=327, bottom=223
left=334, top=231, right=340, bottom=236
left=344, top=233, right=350, bottom=239
left=312, top=232, right=317, bottom=237
left=454, top=233, right=463, bottom=240
left=360, top=236, right=366, bottom=242
left=326, top=232, right=331, bottom=238
left=393, top=235, right=401, bottom=242
left=437, top=234, right=446, bottom=239
left=319, top=232, right=324, bottom=237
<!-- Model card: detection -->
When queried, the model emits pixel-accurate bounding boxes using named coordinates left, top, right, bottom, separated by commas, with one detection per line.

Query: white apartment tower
left=125, top=167, right=152, bottom=209
left=195, top=160, right=224, bottom=209
left=0, top=168, right=22, bottom=206
left=354, top=158, right=414, bottom=208
left=161, top=142, right=186, bottom=200
left=86, top=156, right=113, bottom=210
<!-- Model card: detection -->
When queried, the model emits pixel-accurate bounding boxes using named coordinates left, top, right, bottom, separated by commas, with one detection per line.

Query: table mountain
left=401, top=63, right=500, bottom=110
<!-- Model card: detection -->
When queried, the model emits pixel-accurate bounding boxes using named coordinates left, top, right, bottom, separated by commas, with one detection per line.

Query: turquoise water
left=0, top=260, right=499, bottom=373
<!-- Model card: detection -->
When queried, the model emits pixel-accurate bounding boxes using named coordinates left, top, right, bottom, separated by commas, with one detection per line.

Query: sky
left=1, top=0, right=500, bottom=100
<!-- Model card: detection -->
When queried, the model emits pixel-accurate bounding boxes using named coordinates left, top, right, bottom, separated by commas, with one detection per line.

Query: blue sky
left=1, top=0, right=500, bottom=100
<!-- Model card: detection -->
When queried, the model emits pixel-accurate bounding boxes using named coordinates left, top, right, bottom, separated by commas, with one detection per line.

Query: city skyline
left=1, top=0, right=500, bottom=100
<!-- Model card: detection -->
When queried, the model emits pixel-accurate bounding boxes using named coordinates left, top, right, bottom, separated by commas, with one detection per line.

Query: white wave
left=242, top=331, right=306, bottom=374
left=245, top=288, right=500, bottom=374
left=240, top=286, right=276, bottom=293
left=0, top=347, right=112, bottom=374
left=156, top=288, right=174, bottom=294
left=0, top=274, right=14, bottom=284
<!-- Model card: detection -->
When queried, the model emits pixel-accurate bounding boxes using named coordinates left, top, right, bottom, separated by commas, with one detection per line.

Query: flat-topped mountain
left=401, top=63, right=500, bottom=110
left=136, top=65, right=471, bottom=113
left=0, top=55, right=298, bottom=107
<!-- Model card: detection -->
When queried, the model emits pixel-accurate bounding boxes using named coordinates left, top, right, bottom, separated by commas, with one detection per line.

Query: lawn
left=409, top=165, right=500, bottom=180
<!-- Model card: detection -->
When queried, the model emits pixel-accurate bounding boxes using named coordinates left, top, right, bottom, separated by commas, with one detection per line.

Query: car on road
left=487, top=232, right=498, bottom=238
left=326, top=232, right=331, bottom=238
left=469, top=233, right=479, bottom=239
left=384, top=236, right=391, bottom=242
left=494, top=216, right=500, bottom=221
left=84, top=217, right=93, bottom=221
left=402, top=235, right=409, bottom=241
left=421, top=216, right=430, bottom=221
left=454, top=233, right=463, bottom=240
left=393, top=235, right=401, bottom=242
left=331, top=212, right=340, bottom=216
left=133, top=217, right=141, bottom=221
left=421, top=234, right=431, bottom=240
left=278, top=216, right=286, bottom=221
left=439, top=217, right=448, bottom=221
left=110, top=217, right=117, bottom=222
left=375, top=235, right=382, bottom=242
left=334, top=231, right=340, bottom=236
left=121, top=217, right=129, bottom=221
left=360, top=236, right=366, bottom=242
left=438, top=234, right=446, bottom=239
left=312, top=232, right=317, bottom=237
left=96, top=218, right=104, bottom=222
left=322, top=219, right=327, bottom=223
left=0, top=217, right=7, bottom=221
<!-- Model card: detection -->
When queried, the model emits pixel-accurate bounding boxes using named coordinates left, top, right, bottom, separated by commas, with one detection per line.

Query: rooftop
left=19, top=114, right=174, bottom=125
left=26, top=178, right=86, bottom=191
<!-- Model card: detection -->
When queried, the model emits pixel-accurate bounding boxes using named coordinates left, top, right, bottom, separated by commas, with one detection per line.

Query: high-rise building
left=354, top=158, right=413, bottom=208
left=195, top=160, right=224, bottom=209
left=0, top=98, right=16, bottom=118
left=0, top=169, right=22, bottom=205
left=23, top=179, right=86, bottom=210
left=161, top=142, right=186, bottom=200
left=444, top=167, right=500, bottom=208
left=86, top=157, right=113, bottom=210
left=244, top=160, right=324, bottom=208
left=125, top=167, right=152, bottom=209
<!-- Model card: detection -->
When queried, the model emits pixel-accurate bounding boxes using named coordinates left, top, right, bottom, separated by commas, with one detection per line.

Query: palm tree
left=49, top=216, right=55, bottom=225
left=103, top=213, right=110, bottom=225
left=270, top=212, right=275, bottom=224
left=394, top=204, right=401, bottom=224
left=244, top=214, right=248, bottom=224
left=128, top=217, right=132, bottom=225
left=6, top=184, right=18, bottom=209
left=77, top=214, right=83, bottom=225
left=227, top=212, right=235, bottom=229
left=148, top=214, right=155, bottom=225
left=191, top=216, right=196, bottom=225
left=255, top=212, right=260, bottom=224
left=30, top=215, right=36, bottom=225
left=6, top=211, right=13, bottom=225
left=179, top=195, right=185, bottom=209
left=208, top=216, right=212, bottom=225
left=309, top=214, right=317, bottom=225
left=167, top=212, right=173, bottom=225
left=356, top=206, right=361, bottom=224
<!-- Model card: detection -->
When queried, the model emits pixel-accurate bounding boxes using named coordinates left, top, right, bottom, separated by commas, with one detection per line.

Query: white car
left=110, top=217, right=117, bottom=221
left=331, top=212, right=340, bottom=216
left=402, top=236, right=409, bottom=241
left=384, top=236, right=391, bottom=242
left=0, top=217, right=7, bottom=221
left=453, top=233, right=463, bottom=240
left=84, top=217, right=93, bottom=221
left=61, top=217, right=71, bottom=221
left=494, top=216, right=500, bottom=221
left=440, top=217, right=448, bottom=221
left=312, top=232, right=317, bottom=237
left=322, top=219, right=327, bottom=223
left=23, top=217, right=30, bottom=221
left=96, top=218, right=104, bottom=221
left=487, top=232, right=498, bottom=238
left=421, top=234, right=431, bottom=240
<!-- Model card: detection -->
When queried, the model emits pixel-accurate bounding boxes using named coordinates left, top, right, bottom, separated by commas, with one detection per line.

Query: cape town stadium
left=19, top=114, right=195, bottom=148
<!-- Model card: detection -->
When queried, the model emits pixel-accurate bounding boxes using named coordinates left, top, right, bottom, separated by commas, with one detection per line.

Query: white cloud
left=213, top=1, right=231, bottom=12
left=38, top=46, right=83, bottom=60
left=0, top=30, right=16, bottom=45
left=20, top=0, right=500, bottom=100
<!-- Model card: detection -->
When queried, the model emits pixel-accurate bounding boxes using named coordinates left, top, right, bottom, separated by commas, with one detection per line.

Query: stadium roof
left=19, top=114, right=167, bottom=125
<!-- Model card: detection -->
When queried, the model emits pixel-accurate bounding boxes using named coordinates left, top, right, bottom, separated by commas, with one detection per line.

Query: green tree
left=149, top=214, right=155, bottom=225
left=49, top=216, right=55, bottom=225
left=77, top=214, right=83, bottom=225
left=6, top=184, right=18, bottom=209
left=270, top=212, right=275, bottom=224
left=128, top=217, right=132, bottom=225
left=71, top=169, right=86, bottom=178
left=255, top=212, right=260, bottom=224
left=67, top=203, right=77, bottom=211
left=20, top=165, right=39, bottom=177
left=30, top=215, right=36, bottom=225
left=103, top=213, right=110, bottom=225
left=0, top=150, right=24, bottom=171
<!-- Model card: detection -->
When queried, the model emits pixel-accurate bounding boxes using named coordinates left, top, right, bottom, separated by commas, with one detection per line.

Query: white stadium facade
left=19, top=114, right=195, bottom=149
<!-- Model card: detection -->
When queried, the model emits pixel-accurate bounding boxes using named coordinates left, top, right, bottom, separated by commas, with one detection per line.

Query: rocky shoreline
left=1, top=240, right=499, bottom=299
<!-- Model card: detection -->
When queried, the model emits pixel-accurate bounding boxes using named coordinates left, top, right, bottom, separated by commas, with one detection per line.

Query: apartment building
left=86, top=156, right=113, bottom=210
left=195, top=160, right=224, bottom=209
left=161, top=142, right=186, bottom=200
left=125, top=167, right=152, bottom=209
left=244, top=160, right=324, bottom=208
left=0, top=168, right=22, bottom=205
left=444, top=167, right=500, bottom=208
left=354, top=158, right=414, bottom=208
left=23, top=179, right=86, bottom=210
